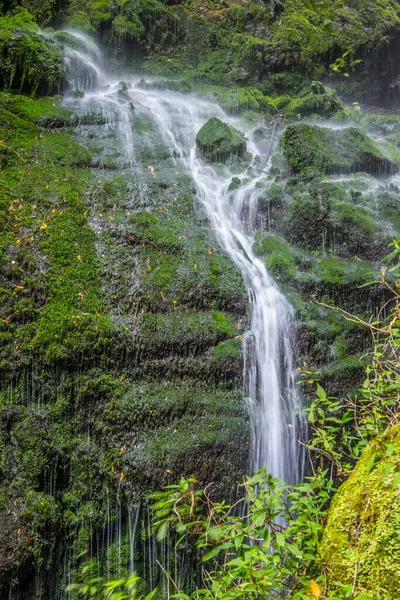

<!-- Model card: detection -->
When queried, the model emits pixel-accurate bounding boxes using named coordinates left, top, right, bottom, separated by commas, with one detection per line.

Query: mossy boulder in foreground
left=320, top=423, right=400, bottom=599
left=196, top=118, right=246, bottom=162
left=281, top=124, right=400, bottom=180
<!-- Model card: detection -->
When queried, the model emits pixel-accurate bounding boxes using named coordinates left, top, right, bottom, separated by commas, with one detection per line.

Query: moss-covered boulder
left=0, top=9, right=65, bottom=95
left=281, top=124, right=400, bottom=180
left=196, top=118, right=246, bottom=162
left=321, top=423, right=400, bottom=599
left=284, top=83, right=346, bottom=120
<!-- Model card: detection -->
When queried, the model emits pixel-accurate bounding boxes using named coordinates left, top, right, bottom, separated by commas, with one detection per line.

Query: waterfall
left=61, top=34, right=305, bottom=483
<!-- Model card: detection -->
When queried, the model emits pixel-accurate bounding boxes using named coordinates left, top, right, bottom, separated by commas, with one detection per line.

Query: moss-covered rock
left=283, top=181, right=389, bottom=260
left=196, top=118, right=246, bottom=163
left=0, top=9, right=65, bottom=95
left=281, top=124, right=400, bottom=180
left=254, top=234, right=296, bottom=282
left=284, top=83, right=346, bottom=120
left=321, top=423, right=400, bottom=599
left=0, top=89, right=249, bottom=597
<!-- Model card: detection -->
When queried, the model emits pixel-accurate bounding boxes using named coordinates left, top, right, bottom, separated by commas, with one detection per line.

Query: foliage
left=152, top=470, right=337, bottom=599
left=67, top=571, right=157, bottom=600
left=268, top=0, right=400, bottom=71
left=145, top=244, right=400, bottom=598
left=303, top=240, right=400, bottom=477
left=56, top=0, right=400, bottom=91
left=149, top=467, right=388, bottom=600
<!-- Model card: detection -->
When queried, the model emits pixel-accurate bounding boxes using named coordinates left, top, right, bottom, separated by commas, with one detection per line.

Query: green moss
left=62, top=11, right=96, bottom=32
left=210, top=338, right=242, bottom=363
left=0, top=92, right=71, bottom=123
left=0, top=89, right=112, bottom=371
left=316, top=257, right=373, bottom=286
left=229, top=177, right=242, bottom=191
left=128, top=211, right=183, bottom=251
left=212, top=86, right=276, bottom=114
left=0, top=9, right=65, bottom=95
left=0, top=64, right=251, bottom=596
left=284, top=83, right=346, bottom=120
left=19, top=0, right=60, bottom=27
left=281, top=124, right=400, bottom=180
left=255, top=234, right=296, bottom=281
left=376, top=187, right=400, bottom=229
left=196, top=118, right=246, bottom=163
left=321, top=423, right=400, bottom=599
left=139, top=311, right=238, bottom=355
left=268, top=0, right=400, bottom=73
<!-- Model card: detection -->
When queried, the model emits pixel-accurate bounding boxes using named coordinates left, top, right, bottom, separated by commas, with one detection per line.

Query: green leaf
left=275, top=532, right=285, bottom=547
left=203, top=541, right=234, bottom=561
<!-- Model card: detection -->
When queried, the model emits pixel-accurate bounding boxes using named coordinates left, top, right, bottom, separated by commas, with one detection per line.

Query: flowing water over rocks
left=63, top=33, right=305, bottom=483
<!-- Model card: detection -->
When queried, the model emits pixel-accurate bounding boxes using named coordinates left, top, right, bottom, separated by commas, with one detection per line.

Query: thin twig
left=156, top=560, right=180, bottom=594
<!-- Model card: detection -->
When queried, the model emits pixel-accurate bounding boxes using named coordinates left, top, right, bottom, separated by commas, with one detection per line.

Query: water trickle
left=62, top=36, right=305, bottom=482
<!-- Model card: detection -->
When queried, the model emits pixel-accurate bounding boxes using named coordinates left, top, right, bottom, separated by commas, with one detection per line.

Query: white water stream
left=62, top=33, right=304, bottom=484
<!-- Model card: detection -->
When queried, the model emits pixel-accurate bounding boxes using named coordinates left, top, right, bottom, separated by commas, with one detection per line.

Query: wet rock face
left=320, top=423, right=400, bottom=599
left=281, top=124, right=400, bottom=180
left=196, top=118, right=246, bottom=163
left=0, top=90, right=249, bottom=598
left=0, top=508, right=34, bottom=593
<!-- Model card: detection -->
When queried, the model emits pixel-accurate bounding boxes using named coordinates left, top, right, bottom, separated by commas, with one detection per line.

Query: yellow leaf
left=120, top=472, right=125, bottom=481
left=307, top=580, right=321, bottom=599
left=40, top=223, right=47, bottom=230
left=77, top=254, right=81, bottom=261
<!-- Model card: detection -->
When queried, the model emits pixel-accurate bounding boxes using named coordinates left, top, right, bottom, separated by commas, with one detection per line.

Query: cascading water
left=62, top=30, right=108, bottom=92
left=137, top=93, right=305, bottom=483
left=62, top=32, right=304, bottom=483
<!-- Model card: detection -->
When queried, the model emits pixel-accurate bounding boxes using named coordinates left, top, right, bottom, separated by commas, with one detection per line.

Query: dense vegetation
left=3, top=0, right=400, bottom=101
left=2, top=0, right=400, bottom=598
left=68, top=263, right=400, bottom=598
